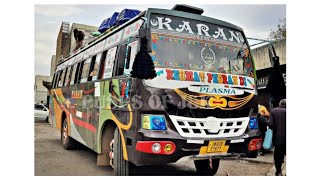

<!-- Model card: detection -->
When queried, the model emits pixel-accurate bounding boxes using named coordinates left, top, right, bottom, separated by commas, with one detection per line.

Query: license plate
left=207, top=140, right=227, bottom=153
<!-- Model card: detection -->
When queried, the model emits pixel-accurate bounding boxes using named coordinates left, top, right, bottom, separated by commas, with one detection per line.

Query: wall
left=251, top=39, right=286, bottom=70
left=34, top=75, right=53, bottom=104
left=50, top=55, right=56, bottom=76
left=55, top=22, right=70, bottom=65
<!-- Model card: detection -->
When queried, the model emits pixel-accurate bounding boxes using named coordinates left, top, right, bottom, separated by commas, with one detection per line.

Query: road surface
left=35, top=122, right=273, bottom=176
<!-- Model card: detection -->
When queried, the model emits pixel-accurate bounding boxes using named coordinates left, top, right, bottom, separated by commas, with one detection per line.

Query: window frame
left=75, top=61, right=85, bottom=84
left=70, top=63, right=79, bottom=85
left=88, top=55, right=97, bottom=82
left=97, top=51, right=108, bottom=80
left=102, top=46, right=118, bottom=79
left=80, top=58, right=92, bottom=83
left=64, top=65, right=73, bottom=86
left=58, top=68, right=67, bottom=87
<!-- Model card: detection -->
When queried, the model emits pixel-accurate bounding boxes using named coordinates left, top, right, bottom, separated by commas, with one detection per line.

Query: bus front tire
left=194, top=158, right=220, bottom=176
left=113, top=127, right=129, bottom=176
left=61, top=119, right=77, bottom=150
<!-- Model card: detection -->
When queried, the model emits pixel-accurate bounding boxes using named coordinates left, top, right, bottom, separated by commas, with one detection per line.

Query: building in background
left=50, top=55, right=56, bottom=76
left=54, top=22, right=98, bottom=64
left=251, top=39, right=286, bottom=109
left=34, top=75, right=53, bottom=104
left=69, top=23, right=98, bottom=53
left=55, top=21, right=70, bottom=64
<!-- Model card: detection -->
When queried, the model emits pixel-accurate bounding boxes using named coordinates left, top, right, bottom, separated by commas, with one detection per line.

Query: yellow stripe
left=111, top=104, right=133, bottom=160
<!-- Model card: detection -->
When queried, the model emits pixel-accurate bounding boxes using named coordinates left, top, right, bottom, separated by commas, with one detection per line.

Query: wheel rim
left=109, top=139, right=114, bottom=168
left=63, top=123, right=68, bottom=144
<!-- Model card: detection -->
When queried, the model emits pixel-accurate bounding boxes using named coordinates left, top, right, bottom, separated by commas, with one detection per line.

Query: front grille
left=169, top=115, right=249, bottom=138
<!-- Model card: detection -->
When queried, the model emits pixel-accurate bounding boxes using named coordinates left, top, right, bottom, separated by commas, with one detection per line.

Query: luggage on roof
left=107, top=12, right=119, bottom=29
left=116, top=9, right=141, bottom=26
left=98, top=18, right=110, bottom=33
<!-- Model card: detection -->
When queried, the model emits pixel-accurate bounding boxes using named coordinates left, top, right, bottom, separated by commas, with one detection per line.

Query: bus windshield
left=149, top=14, right=254, bottom=78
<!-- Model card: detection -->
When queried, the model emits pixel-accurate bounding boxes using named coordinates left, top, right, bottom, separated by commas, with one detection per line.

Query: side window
left=70, top=63, right=78, bottom=85
left=80, top=59, right=91, bottom=83
left=64, top=66, right=73, bottom=86
left=89, top=54, right=101, bottom=81
left=54, top=71, right=61, bottom=88
left=102, top=46, right=118, bottom=79
left=35, top=104, right=44, bottom=110
left=98, top=51, right=107, bottom=80
left=123, top=40, right=139, bottom=75
left=88, top=56, right=96, bottom=82
left=75, top=61, right=84, bottom=84
left=52, top=74, right=56, bottom=88
left=114, top=44, right=127, bottom=76
left=58, top=69, right=66, bottom=87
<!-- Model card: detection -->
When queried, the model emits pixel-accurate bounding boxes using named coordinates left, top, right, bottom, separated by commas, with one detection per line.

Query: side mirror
left=42, top=108, right=47, bottom=111
left=138, top=28, right=152, bottom=53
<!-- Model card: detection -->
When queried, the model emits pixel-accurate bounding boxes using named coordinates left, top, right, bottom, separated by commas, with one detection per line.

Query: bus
left=49, top=4, right=262, bottom=176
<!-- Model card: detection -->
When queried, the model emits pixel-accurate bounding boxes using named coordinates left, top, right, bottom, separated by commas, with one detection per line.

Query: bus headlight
left=142, top=115, right=167, bottom=130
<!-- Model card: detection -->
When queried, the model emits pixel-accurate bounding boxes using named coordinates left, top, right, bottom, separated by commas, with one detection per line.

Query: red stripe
left=81, top=85, right=96, bottom=95
left=72, top=116, right=96, bottom=133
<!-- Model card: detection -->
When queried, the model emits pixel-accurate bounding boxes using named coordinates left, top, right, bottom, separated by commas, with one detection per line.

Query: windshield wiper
left=228, top=86, right=253, bottom=91
left=233, top=41, right=246, bottom=61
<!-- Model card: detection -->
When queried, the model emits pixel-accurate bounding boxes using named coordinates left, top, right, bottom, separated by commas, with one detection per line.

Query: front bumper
left=132, top=129, right=260, bottom=166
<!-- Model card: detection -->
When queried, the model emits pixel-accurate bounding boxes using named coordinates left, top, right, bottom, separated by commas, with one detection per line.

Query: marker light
left=164, top=144, right=173, bottom=153
left=136, top=141, right=176, bottom=155
left=249, top=117, right=259, bottom=130
left=142, top=115, right=167, bottom=130
left=248, top=138, right=262, bottom=151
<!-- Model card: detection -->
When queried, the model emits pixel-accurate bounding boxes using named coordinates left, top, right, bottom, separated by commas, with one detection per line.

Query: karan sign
left=150, top=14, right=244, bottom=44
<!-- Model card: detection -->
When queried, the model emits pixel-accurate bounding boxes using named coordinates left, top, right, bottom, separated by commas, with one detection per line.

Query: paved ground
left=35, top=122, right=284, bottom=176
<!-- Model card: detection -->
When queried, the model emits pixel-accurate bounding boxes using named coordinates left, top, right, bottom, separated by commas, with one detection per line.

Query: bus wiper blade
left=229, top=86, right=253, bottom=90
left=190, top=84, right=209, bottom=87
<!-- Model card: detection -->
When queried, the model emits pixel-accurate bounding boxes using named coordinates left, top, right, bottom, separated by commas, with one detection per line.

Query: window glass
left=103, top=46, right=118, bottom=79
left=64, top=66, right=73, bottom=86
left=54, top=72, right=60, bottom=88
left=52, top=74, right=56, bottom=88
left=98, top=51, right=107, bottom=80
left=124, top=40, right=138, bottom=75
left=89, top=53, right=101, bottom=81
left=70, top=64, right=78, bottom=85
left=81, top=59, right=91, bottom=83
left=35, top=104, right=44, bottom=110
left=58, top=69, right=66, bottom=87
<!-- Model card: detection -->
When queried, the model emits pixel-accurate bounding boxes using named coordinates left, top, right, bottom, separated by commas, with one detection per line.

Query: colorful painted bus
left=49, top=5, right=262, bottom=176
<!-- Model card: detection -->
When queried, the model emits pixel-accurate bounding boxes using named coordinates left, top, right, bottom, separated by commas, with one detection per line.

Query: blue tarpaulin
left=106, top=12, right=119, bottom=29
left=98, top=18, right=110, bottom=33
left=116, top=9, right=141, bottom=26
left=98, top=12, right=119, bottom=33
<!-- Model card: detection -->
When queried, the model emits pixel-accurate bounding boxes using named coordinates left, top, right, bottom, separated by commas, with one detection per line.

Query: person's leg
left=274, top=145, right=283, bottom=175
left=259, top=131, right=266, bottom=154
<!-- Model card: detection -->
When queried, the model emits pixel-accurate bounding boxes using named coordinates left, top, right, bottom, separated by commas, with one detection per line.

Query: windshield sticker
left=153, top=68, right=254, bottom=89
left=201, top=47, right=215, bottom=66
left=150, top=32, right=254, bottom=78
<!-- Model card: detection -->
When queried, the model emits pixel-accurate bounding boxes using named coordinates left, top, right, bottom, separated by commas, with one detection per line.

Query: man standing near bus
left=268, top=99, right=286, bottom=176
